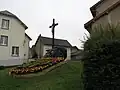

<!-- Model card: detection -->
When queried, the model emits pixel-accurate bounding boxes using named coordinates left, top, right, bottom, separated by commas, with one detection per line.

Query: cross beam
left=49, top=19, right=58, bottom=48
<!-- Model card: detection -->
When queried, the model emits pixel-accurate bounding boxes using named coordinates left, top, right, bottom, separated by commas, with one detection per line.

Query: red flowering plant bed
left=9, top=57, right=65, bottom=75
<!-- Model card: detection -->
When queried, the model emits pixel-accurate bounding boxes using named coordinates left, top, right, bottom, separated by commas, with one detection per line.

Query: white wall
left=71, top=48, right=78, bottom=53
left=43, top=45, right=52, bottom=56
left=24, top=35, right=30, bottom=63
left=0, top=15, right=26, bottom=66
left=66, top=48, right=71, bottom=60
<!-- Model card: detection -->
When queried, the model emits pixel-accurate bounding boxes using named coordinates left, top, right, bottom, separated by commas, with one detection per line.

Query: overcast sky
left=0, top=0, right=99, bottom=48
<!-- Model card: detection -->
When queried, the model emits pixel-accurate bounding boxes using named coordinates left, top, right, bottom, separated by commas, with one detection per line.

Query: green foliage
left=0, top=66, right=5, bottom=70
left=83, top=24, right=120, bottom=89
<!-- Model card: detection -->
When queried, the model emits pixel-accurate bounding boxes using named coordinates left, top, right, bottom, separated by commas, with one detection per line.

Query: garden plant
left=83, top=24, right=120, bottom=89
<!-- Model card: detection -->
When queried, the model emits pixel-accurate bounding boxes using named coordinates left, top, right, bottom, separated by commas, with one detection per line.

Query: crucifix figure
left=49, top=19, right=58, bottom=48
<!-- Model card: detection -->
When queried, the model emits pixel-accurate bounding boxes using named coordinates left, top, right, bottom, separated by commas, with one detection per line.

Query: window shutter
left=4, top=36, right=8, bottom=45
left=0, top=36, right=2, bottom=44
left=1, top=36, right=4, bottom=45
left=12, top=47, right=14, bottom=54
left=2, top=37, right=5, bottom=45
left=2, top=20, right=6, bottom=28
left=2, top=20, right=4, bottom=28
left=16, top=47, right=19, bottom=55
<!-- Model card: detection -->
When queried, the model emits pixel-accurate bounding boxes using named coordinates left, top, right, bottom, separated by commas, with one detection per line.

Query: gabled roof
left=35, top=35, right=72, bottom=47
left=0, top=10, right=28, bottom=29
left=72, top=46, right=79, bottom=50
left=71, top=50, right=83, bottom=56
left=84, top=1, right=120, bottom=32
left=25, top=33, right=32, bottom=40
left=90, top=0, right=105, bottom=17
left=90, top=0, right=105, bottom=10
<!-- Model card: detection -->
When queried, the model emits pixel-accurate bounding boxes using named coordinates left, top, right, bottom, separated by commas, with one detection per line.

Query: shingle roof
left=0, top=10, right=28, bottom=29
left=35, top=35, right=72, bottom=47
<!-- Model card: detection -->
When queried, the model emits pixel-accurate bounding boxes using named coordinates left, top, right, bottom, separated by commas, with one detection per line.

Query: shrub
left=0, top=66, right=5, bottom=70
left=83, top=24, right=120, bottom=89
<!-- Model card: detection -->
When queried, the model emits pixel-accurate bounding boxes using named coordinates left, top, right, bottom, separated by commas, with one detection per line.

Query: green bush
left=0, top=66, right=5, bottom=70
left=83, top=24, right=120, bottom=89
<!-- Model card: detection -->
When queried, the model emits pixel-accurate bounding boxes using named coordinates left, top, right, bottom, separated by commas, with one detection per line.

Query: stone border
left=11, top=61, right=67, bottom=78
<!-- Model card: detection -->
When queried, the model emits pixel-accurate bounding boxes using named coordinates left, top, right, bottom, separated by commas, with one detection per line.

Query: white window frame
left=1, top=19, right=9, bottom=30
left=0, top=35, right=8, bottom=46
left=12, top=46, right=19, bottom=57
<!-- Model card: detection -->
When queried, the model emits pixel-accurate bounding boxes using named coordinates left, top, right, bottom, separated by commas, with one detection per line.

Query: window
left=1, top=19, right=9, bottom=29
left=12, top=46, right=19, bottom=57
left=0, top=35, right=8, bottom=46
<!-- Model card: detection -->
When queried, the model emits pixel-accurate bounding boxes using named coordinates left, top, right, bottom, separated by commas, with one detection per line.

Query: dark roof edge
left=72, top=46, right=79, bottom=50
left=0, top=11, right=28, bottom=29
left=44, top=44, right=72, bottom=48
left=35, top=34, right=41, bottom=46
left=34, top=34, right=72, bottom=47
left=84, top=1, right=120, bottom=31
left=25, top=33, right=32, bottom=40
left=90, top=0, right=105, bottom=11
left=90, top=0, right=106, bottom=17
left=41, top=36, right=68, bottom=41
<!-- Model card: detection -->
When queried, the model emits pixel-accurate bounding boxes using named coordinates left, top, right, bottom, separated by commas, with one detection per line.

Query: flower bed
left=9, top=57, right=65, bottom=75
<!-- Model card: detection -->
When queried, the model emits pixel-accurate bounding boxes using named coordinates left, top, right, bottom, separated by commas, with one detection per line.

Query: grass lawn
left=0, top=61, right=83, bottom=90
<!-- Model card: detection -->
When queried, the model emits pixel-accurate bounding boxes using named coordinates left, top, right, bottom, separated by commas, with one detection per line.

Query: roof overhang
left=90, top=0, right=105, bottom=17
left=84, top=1, right=120, bottom=32
left=25, top=33, right=32, bottom=40
left=0, top=11, right=28, bottom=30
left=44, top=44, right=72, bottom=48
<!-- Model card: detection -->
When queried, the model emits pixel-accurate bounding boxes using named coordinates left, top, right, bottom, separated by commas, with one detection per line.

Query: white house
left=0, top=10, right=32, bottom=66
left=33, top=34, right=72, bottom=60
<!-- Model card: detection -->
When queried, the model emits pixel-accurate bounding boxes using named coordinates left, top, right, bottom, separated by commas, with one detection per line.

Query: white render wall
left=43, top=45, right=52, bottom=56
left=66, top=48, right=71, bottom=60
left=35, top=37, right=44, bottom=58
left=24, top=35, right=31, bottom=63
left=0, top=15, right=26, bottom=66
left=43, top=45, right=71, bottom=60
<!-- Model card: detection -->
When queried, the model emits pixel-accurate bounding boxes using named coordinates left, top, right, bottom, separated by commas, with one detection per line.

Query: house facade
left=71, top=46, right=83, bottom=60
left=84, top=0, right=120, bottom=33
left=33, top=34, right=72, bottom=60
left=0, top=10, right=31, bottom=66
left=71, top=46, right=79, bottom=53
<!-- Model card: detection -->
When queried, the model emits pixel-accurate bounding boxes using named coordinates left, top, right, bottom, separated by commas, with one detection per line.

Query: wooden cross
left=49, top=19, right=58, bottom=48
